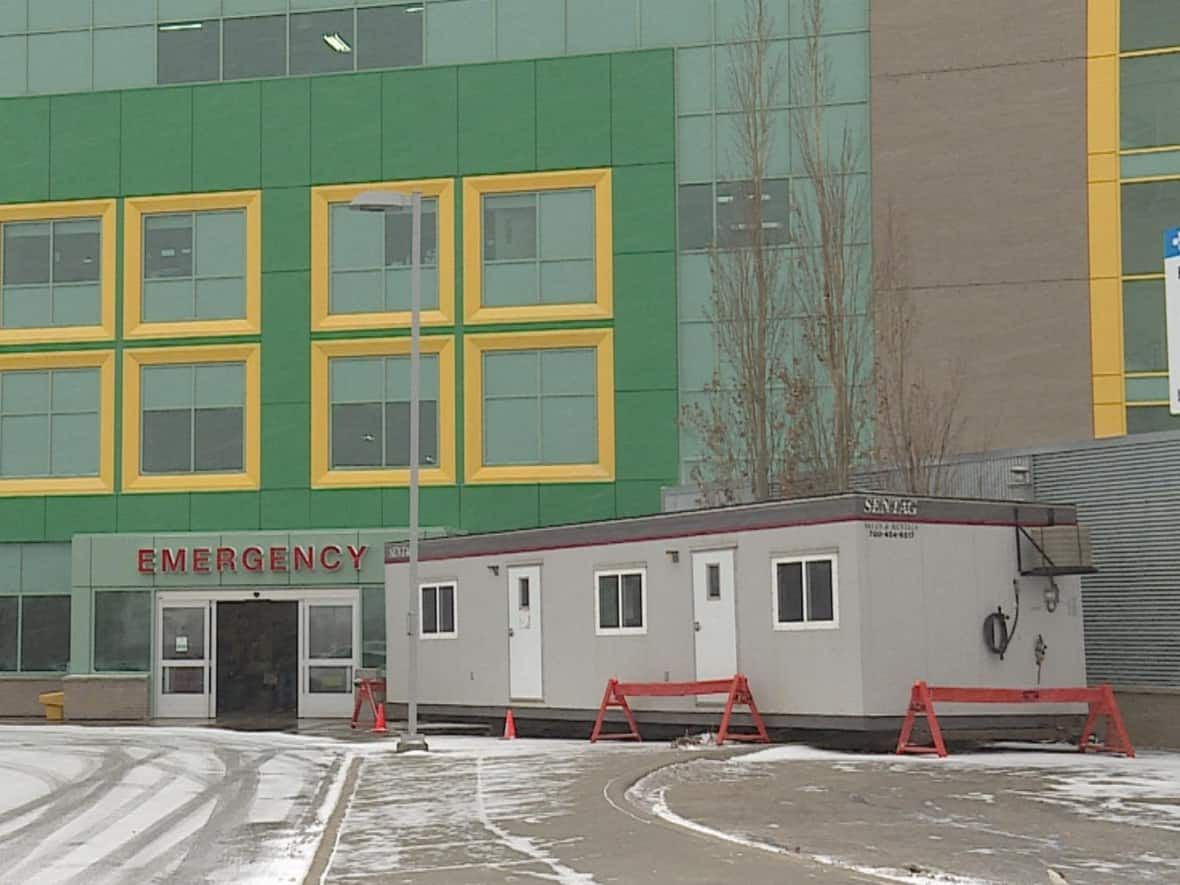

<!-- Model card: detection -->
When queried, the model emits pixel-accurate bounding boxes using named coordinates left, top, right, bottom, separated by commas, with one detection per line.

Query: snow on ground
left=322, top=736, right=650, bottom=884
left=737, top=742, right=1180, bottom=832
left=0, top=725, right=353, bottom=885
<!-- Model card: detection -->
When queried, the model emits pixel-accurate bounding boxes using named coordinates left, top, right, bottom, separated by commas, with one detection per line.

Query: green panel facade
left=0, top=51, right=680, bottom=543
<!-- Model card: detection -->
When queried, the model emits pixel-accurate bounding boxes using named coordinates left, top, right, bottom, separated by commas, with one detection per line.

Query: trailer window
left=595, top=568, right=646, bottom=635
left=420, top=582, right=457, bottom=638
left=772, top=555, right=838, bottom=630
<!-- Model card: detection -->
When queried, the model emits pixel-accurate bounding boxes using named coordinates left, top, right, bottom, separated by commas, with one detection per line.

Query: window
left=330, top=199, right=440, bottom=314
left=1, top=368, right=100, bottom=478
left=358, top=4, right=424, bottom=70
left=143, top=211, right=247, bottom=323
left=420, top=583, right=456, bottom=637
left=291, top=10, right=355, bottom=75
left=706, top=563, right=721, bottom=600
left=463, top=169, right=613, bottom=323
left=1124, top=280, right=1167, bottom=373
left=157, top=20, right=221, bottom=85
left=1121, top=179, right=1180, bottom=275
left=330, top=354, right=439, bottom=469
left=0, top=200, right=116, bottom=343
left=124, top=344, right=260, bottom=492
left=93, top=591, right=151, bottom=672
left=596, top=568, right=646, bottom=634
left=141, top=362, right=245, bottom=474
left=311, top=180, right=456, bottom=331
left=224, top=15, right=287, bottom=80
left=311, top=337, right=456, bottom=488
left=125, top=192, right=261, bottom=338
left=465, top=329, right=615, bottom=483
left=483, top=188, right=595, bottom=306
left=773, top=555, right=838, bottom=629
left=679, top=180, right=790, bottom=252
left=1122, top=0, right=1180, bottom=52
left=0, top=595, right=71, bottom=672
left=1127, top=405, right=1180, bottom=433
left=518, top=576, right=530, bottom=610
left=1122, top=52, right=1180, bottom=150
left=0, top=351, right=114, bottom=495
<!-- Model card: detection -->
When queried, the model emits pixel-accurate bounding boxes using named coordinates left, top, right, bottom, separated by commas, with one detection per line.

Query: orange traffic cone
left=502, top=709, right=517, bottom=740
left=372, top=702, right=388, bottom=735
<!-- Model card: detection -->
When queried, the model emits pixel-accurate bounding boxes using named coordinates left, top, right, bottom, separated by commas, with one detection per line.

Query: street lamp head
left=350, top=190, right=413, bottom=212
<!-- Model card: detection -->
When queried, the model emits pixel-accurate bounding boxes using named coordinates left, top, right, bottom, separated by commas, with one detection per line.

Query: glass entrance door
left=298, top=593, right=358, bottom=718
left=155, top=599, right=212, bottom=718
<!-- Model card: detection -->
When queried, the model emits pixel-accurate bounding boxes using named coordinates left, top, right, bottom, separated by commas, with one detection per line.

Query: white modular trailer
left=383, top=494, right=1091, bottom=731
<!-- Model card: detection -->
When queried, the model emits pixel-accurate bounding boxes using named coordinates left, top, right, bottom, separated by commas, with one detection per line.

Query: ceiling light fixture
left=159, top=22, right=203, bottom=32
left=403, top=5, right=425, bottom=11
left=323, top=33, right=353, bottom=53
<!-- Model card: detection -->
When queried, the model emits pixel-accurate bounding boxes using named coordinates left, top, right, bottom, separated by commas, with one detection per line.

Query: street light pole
left=350, top=188, right=427, bottom=753
left=404, top=190, right=424, bottom=751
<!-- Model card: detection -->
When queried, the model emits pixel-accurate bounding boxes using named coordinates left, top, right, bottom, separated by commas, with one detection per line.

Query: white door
left=298, top=594, right=359, bottom=718
left=156, top=599, right=212, bottom=718
left=507, top=565, right=543, bottom=700
left=692, top=550, right=738, bottom=682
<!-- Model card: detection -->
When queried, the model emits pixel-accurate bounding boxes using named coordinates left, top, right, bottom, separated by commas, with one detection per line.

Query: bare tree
left=873, top=206, right=967, bottom=495
left=680, top=0, right=799, bottom=504
left=683, top=0, right=965, bottom=503
left=788, top=0, right=874, bottom=495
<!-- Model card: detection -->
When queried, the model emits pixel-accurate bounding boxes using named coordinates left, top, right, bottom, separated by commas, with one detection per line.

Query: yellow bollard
left=37, top=691, right=64, bottom=721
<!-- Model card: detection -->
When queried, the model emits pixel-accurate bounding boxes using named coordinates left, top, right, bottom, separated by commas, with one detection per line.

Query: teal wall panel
left=261, top=489, right=311, bottom=529
left=612, top=51, right=676, bottom=166
left=614, top=479, right=664, bottom=517
left=382, top=67, right=459, bottom=180
left=51, top=93, right=120, bottom=200
left=189, top=492, right=262, bottom=532
left=121, top=89, right=193, bottom=196
left=0, top=97, right=50, bottom=202
left=613, top=163, right=676, bottom=252
left=539, top=483, right=616, bottom=526
left=262, top=403, right=311, bottom=487
left=614, top=251, right=678, bottom=391
left=457, top=62, right=536, bottom=174
left=263, top=190, right=312, bottom=273
left=309, top=490, right=383, bottom=529
left=536, top=55, right=612, bottom=171
left=310, top=74, right=382, bottom=185
left=261, top=78, right=311, bottom=188
left=0, top=499, right=46, bottom=541
left=193, top=82, right=262, bottom=192
left=116, top=495, right=191, bottom=533
left=461, top=485, right=540, bottom=532
left=615, top=390, right=679, bottom=481
left=45, top=496, right=118, bottom=541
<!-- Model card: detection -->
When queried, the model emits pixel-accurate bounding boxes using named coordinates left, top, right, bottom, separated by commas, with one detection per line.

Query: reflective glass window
left=224, top=15, right=288, bottom=80
left=329, top=199, right=439, bottom=315
left=141, top=362, right=246, bottom=474
left=357, top=5, right=424, bottom=70
left=20, top=596, right=70, bottom=672
left=142, top=210, right=247, bottom=322
left=158, top=20, right=221, bottom=85
left=483, top=347, right=597, bottom=466
left=0, top=368, right=101, bottom=479
left=94, top=591, right=151, bottom=672
left=291, top=10, right=355, bottom=75
left=329, top=354, right=439, bottom=469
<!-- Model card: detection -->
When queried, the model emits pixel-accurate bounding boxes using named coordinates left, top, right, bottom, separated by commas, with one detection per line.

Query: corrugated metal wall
left=1032, top=436, right=1180, bottom=689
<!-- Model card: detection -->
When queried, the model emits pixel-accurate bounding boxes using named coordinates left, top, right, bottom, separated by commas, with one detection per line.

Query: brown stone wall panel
left=872, top=59, right=1088, bottom=290
left=903, top=282, right=1093, bottom=449
left=871, top=0, right=1086, bottom=78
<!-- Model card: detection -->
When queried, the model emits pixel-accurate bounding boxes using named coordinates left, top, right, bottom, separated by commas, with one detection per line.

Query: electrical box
left=1019, top=525, right=1097, bottom=576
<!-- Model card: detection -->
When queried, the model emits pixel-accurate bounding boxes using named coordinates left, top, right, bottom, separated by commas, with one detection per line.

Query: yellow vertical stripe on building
left=1088, top=0, right=1125, bottom=437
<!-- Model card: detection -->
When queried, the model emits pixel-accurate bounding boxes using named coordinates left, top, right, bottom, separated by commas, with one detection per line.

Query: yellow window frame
left=0, top=349, right=115, bottom=496
left=311, top=179, right=456, bottom=332
left=122, top=343, right=261, bottom=493
left=462, top=169, right=613, bottom=325
left=0, top=199, right=117, bottom=345
left=311, top=336, right=456, bottom=488
left=464, top=328, right=615, bottom=484
left=123, top=191, right=262, bottom=339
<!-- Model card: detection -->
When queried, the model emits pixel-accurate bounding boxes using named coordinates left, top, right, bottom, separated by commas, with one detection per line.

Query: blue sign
left=1166, top=227, right=1180, bottom=260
